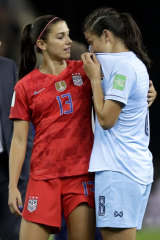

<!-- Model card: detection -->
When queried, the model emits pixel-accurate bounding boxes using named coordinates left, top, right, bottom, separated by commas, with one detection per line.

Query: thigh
left=62, top=173, right=95, bottom=219
left=20, top=218, right=51, bottom=240
left=62, top=174, right=95, bottom=240
left=67, top=203, right=95, bottom=240
left=55, top=212, right=67, bottom=240
left=22, top=178, right=62, bottom=233
left=100, top=227, right=137, bottom=240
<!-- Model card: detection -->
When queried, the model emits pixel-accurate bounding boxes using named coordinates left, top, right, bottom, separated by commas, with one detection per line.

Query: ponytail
left=120, top=13, right=151, bottom=68
left=19, top=24, right=36, bottom=79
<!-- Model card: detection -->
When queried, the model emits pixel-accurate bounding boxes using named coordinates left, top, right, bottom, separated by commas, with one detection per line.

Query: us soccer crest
left=27, top=197, right=38, bottom=213
left=55, top=81, right=67, bottom=92
left=72, top=73, right=83, bottom=86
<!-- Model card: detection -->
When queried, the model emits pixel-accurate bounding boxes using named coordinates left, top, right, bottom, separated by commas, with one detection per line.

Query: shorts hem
left=65, top=196, right=94, bottom=219
left=96, top=222, right=138, bottom=229
left=22, top=215, right=61, bottom=233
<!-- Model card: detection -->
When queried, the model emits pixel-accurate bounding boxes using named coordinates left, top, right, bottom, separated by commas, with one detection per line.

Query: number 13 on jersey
left=56, top=93, right=73, bottom=115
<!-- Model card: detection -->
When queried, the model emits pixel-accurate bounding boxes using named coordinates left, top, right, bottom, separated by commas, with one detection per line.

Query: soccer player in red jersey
left=8, top=15, right=95, bottom=240
left=8, top=14, right=156, bottom=240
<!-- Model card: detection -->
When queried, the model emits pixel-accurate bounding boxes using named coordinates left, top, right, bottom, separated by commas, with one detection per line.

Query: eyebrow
left=56, top=31, right=69, bottom=36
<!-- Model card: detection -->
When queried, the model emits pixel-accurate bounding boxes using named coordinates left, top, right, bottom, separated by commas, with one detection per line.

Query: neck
left=39, top=59, right=67, bottom=76
left=112, top=40, right=129, bottom=53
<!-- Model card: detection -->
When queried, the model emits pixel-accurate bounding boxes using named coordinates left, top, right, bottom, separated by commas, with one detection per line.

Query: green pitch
left=48, top=228, right=160, bottom=240
left=136, top=228, right=160, bottom=240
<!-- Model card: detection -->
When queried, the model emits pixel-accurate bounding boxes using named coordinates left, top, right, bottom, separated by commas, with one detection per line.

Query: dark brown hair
left=19, top=15, right=64, bottom=79
left=83, top=7, right=151, bottom=68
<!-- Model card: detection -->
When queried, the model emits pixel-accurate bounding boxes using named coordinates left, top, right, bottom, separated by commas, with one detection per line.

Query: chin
left=65, top=53, right=71, bottom=59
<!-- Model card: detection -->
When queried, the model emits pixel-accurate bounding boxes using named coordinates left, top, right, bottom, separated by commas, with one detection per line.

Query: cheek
left=93, top=43, right=100, bottom=51
left=48, top=44, right=62, bottom=55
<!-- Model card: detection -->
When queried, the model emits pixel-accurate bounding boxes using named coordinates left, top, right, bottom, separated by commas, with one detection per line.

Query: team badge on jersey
left=113, top=74, right=126, bottom=91
left=72, top=73, right=83, bottom=86
left=27, top=196, right=38, bottom=212
left=55, top=81, right=67, bottom=92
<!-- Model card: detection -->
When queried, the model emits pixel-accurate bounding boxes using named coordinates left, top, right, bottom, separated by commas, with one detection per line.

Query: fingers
left=147, top=93, right=156, bottom=107
left=147, top=80, right=157, bottom=107
left=81, top=52, right=98, bottom=63
left=149, top=80, right=153, bottom=87
left=91, top=54, right=99, bottom=63
left=8, top=189, right=23, bottom=217
left=17, top=195, right=23, bottom=212
left=81, top=52, right=93, bottom=62
left=9, top=199, right=22, bottom=216
left=81, top=53, right=87, bottom=63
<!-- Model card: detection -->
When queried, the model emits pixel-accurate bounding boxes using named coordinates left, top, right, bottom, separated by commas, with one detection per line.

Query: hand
left=8, top=186, right=23, bottom=216
left=148, top=80, right=157, bottom=107
left=81, top=52, right=101, bottom=83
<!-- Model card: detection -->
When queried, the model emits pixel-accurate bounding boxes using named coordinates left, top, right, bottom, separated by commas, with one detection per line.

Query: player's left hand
left=148, top=80, right=157, bottom=107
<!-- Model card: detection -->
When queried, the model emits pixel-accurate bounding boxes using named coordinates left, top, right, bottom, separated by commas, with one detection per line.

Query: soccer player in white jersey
left=81, top=7, right=155, bottom=240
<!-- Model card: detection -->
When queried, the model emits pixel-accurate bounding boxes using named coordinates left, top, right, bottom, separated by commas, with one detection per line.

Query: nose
left=66, top=36, right=72, bottom=44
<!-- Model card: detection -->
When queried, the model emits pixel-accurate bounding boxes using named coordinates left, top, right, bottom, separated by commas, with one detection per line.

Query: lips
left=64, top=47, right=71, bottom=52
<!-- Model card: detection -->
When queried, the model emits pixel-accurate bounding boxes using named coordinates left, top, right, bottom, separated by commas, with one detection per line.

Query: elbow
left=98, top=118, right=116, bottom=130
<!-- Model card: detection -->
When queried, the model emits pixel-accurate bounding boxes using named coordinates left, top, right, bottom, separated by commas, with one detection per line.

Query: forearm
left=91, top=79, right=123, bottom=130
left=9, top=137, right=27, bottom=189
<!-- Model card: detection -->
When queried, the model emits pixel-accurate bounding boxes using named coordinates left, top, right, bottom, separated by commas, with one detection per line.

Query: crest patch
left=113, top=74, right=126, bottom=91
left=55, top=81, right=67, bottom=92
left=27, top=197, right=38, bottom=212
left=72, top=73, right=83, bottom=86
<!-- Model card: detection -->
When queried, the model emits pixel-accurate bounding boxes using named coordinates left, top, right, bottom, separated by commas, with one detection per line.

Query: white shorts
left=95, top=171, right=151, bottom=230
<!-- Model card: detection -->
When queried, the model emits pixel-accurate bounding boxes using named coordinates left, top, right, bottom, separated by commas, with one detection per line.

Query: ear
left=102, top=29, right=111, bottom=42
left=36, top=39, right=46, bottom=51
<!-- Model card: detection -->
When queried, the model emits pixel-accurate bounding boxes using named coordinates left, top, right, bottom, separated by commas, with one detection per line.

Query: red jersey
left=10, top=60, right=94, bottom=180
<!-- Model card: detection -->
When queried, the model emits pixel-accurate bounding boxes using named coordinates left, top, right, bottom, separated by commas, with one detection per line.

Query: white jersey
left=89, top=52, right=153, bottom=185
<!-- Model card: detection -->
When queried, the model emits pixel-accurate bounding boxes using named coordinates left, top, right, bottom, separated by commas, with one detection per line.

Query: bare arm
left=81, top=53, right=123, bottom=130
left=8, top=120, right=29, bottom=216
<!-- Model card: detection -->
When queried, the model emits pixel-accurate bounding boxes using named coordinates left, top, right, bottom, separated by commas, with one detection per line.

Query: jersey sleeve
left=103, top=60, right=137, bottom=105
left=9, top=81, right=30, bottom=121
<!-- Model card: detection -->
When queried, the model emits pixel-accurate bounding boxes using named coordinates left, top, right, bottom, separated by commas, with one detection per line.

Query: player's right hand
left=8, top=187, right=23, bottom=216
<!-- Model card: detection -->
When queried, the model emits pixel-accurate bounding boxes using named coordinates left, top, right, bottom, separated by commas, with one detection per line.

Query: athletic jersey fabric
left=10, top=60, right=94, bottom=180
left=89, top=52, right=153, bottom=185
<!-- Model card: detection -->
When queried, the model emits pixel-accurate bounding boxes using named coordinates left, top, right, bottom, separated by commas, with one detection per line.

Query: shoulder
left=0, top=56, right=17, bottom=69
left=67, top=59, right=86, bottom=75
left=0, top=56, right=14, bottom=64
left=113, top=58, right=136, bottom=76
left=67, top=59, right=83, bottom=69
left=18, top=69, right=38, bottom=83
left=15, top=69, right=36, bottom=90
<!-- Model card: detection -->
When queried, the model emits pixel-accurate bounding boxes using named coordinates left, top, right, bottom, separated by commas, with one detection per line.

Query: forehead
left=49, top=21, right=69, bottom=34
left=84, top=31, right=98, bottom=41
